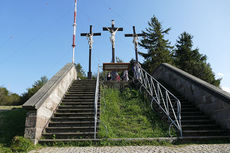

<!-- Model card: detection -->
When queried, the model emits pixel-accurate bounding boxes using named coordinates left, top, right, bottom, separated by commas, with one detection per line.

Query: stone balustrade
left=153, top=63, right=230, bottom=130
left=23, top=63, right=77, bottom=144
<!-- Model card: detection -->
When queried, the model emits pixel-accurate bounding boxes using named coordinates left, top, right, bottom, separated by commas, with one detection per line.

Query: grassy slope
left=98, top=86, right=171, bottom=138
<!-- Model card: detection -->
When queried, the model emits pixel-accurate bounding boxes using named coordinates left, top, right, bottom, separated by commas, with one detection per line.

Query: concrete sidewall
left=24, top=63, right=77, bottom=144
left=153, top=63, right=230, bottom=130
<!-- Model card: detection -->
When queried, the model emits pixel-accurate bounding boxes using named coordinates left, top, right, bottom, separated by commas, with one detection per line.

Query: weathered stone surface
left=153, top=63, right=230, bottom=130
left=23, top=63, right=77, bottom=144
left=24, top=111, right=37, bottom=128
left=24, top=128, right=36, bottom=139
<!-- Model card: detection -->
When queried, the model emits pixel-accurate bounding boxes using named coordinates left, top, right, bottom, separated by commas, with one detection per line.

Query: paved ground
left=30, top=144, right=230, bottom=153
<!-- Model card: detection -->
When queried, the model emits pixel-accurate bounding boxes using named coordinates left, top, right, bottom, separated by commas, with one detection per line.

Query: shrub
left=10, top=136, right=34, bottom=153
left=0, top=144, right=13, bottom=153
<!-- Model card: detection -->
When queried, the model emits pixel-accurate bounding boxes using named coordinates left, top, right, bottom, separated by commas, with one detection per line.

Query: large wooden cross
left=81, top=25, right=101, bottom=79
left=125, top=26, right=145, bottom=63
left=103, top=20, right=123, bottom=63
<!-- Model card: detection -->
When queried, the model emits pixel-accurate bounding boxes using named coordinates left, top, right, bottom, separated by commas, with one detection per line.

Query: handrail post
left=94, top=65, right=100, bottom=139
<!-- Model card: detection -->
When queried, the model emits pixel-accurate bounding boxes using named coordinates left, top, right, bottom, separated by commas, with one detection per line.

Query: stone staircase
left=164, top=84, right=230, bottom=141
left=39, top=79, right=100, bottom=143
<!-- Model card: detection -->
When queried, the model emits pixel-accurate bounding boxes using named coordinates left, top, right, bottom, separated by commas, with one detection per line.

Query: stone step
left=169, top=108, right=200, bottom=113
left=181, top=120, right=215, bottom=125
left=43, top=132, right=96, bottom=139
left=58, top=105, right=99, bottom=109
left=70, top=87, right=96, bottom=89
left=158, top=97, right=186, bottom=101
left=180, top=106, right=197, bottom=110
left=181, top=115, right=209, bottom=120
left=181, top=111, right=203, bottom=116
left=45, top=126, right=99, bottom=133
left=69, top=87, right=96, bottom=89
left=72, top=80, right=96, bottom=83
left=60, top=102, right=100, bottom=106
left=48, top=121, right=99, bottom=127
left=70, top=84, right=96, bottom=87
left=51, top=116, right=96, bottom=122
left=41, top=79, right=100, bottom=141
left=54, top=112, right=99, bottom=117
left=62, top=99, right=95, bottom=102
left=171, top=102, right=194, bottom=107
left=68, top=88, right=96, bottom=91
left=73, top=80, right=96, bottom=83
left=182, top=124, right=219, bottom=130
left=65, top=93, right=95, bottom=96
left=64, top=95, right=96, bottom=99
left=73, top=81, right=96, bottom=83
left=67, top=91, right=95, bottom=94
left=157, top=81, right=230, bottom=140
left=179, top=136, right=230, bottom=141
left=182, top=130, right=229, bottom=136
left=56, top=109, right=100, bottom=113
left=69, top=85, right=96, bottom=88
left=39, top=139, right=100, bottom=144
left=168, top=110, right=202, bottom=116
left=72, top=81, right=96, bottom=86
left=72, top=82, right=96, bottom=84
left=181, top=108, right=200, bottom=112
left=72, top=80, right=95, bottom=82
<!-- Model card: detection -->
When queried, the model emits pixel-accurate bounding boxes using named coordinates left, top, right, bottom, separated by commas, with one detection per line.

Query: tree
left=19, top=76, right=48, bottom=104
left=139, top=15, right=173, bottom=73
left=75, top=63, right=86, bottom=79
left=173, top=32, right=221, bottom=86
left=0, top=87, right=20, bottom=105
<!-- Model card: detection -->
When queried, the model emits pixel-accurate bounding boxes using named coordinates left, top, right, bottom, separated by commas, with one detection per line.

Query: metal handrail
left=94, top=65, right=100, bottom=139
left=135, top=64, right=182, bottom=137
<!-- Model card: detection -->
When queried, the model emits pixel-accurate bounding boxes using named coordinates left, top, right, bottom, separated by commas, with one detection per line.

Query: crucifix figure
left=103, top=20, right=123, bottom=63
left=125, top=26, right=145, bottom=63
left=81, top=25, right=101, bottom=79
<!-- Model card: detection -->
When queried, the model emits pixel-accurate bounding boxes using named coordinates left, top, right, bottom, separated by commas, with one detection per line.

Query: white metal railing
left=134, top=64, right=182, bottom=137
left=94, top=65, right=100, bottom=139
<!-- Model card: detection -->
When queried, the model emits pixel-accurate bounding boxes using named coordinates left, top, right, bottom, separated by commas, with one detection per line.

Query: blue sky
left=0, top=0, right=230, bottom=94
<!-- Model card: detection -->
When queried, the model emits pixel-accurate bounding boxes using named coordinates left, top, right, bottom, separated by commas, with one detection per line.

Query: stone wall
left=23, top=63, right=77, bottom=144
left=153, top=63, right=230, bottom=130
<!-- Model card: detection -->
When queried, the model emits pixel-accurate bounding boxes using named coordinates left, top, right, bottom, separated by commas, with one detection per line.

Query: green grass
left=98, top=85, right=173, bottom=138
left=42, top=139, right=173, bottom=147
left=0, top=108, right=27, bottom=145
left=0, top=106, right=22, bottom=110
left=0, top=108, right=36, bottom=152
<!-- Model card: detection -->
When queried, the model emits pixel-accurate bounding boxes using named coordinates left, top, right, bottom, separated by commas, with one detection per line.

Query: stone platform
left=29, top=144, right=230, bottom=153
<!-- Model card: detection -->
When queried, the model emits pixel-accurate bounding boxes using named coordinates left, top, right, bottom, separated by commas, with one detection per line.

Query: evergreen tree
left=174, top=32, right=221, bottom=86
left=139, top=16, right=173, bottom=73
